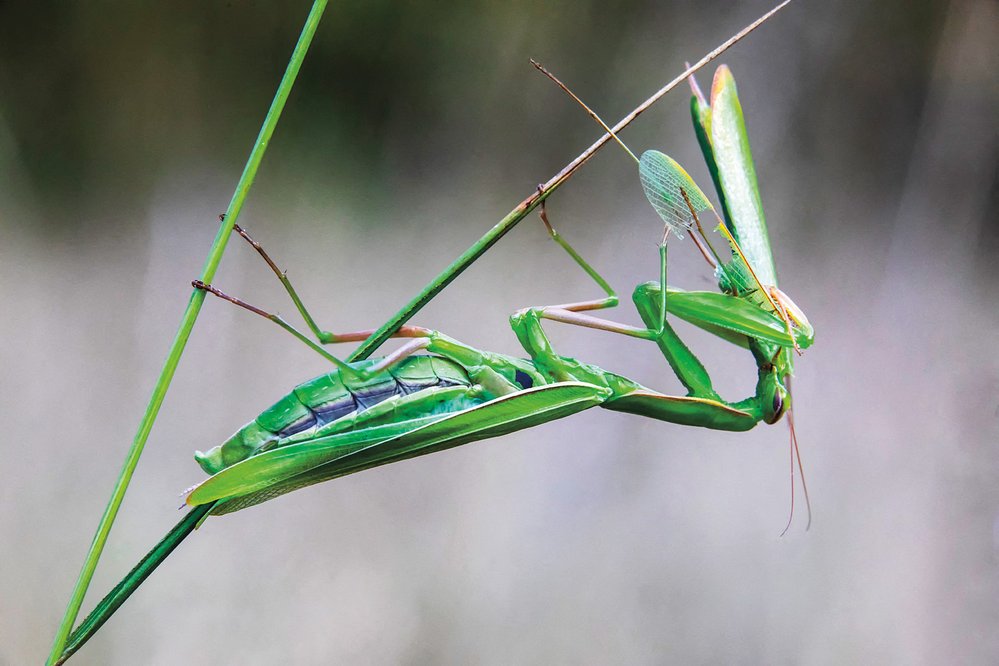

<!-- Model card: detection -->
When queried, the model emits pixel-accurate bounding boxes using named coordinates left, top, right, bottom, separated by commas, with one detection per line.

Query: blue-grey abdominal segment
left=349, top=379, right=400, bottom=410
left=515, top=370, right=534, bottom=390
left=310, top=395, right=358, bottom=424
left=195, top=356, right=474, bottom=475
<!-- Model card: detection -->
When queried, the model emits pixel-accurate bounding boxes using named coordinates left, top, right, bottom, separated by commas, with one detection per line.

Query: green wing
left=186, top=416, right=443, bottom=506
left=691, top=65, right=778, bottom=287
left=638, top=150, right=715, bottom=239
left=189, top=382, right=609, bottom=513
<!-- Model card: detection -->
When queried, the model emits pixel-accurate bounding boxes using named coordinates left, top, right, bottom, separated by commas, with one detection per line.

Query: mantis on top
left=55, top=55, right=812, bottom=666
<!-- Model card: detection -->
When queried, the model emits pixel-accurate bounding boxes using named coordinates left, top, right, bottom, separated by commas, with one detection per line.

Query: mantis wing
left=638, top=150, right=714, bottom=238
left=190, top=382, right=608, bottom=513
left=692, top=65, right=778, bottom=288
left=186, top=416, right=443, bottom=506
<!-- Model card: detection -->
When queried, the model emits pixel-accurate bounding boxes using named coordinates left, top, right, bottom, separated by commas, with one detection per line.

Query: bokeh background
left=2, top=1, right=997, bottom=663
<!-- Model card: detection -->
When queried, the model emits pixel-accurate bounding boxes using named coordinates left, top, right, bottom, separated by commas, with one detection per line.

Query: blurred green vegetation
left=3, top=1, right=975, bottom=243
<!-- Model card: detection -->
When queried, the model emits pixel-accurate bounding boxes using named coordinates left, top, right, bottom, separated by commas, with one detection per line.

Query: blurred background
left=2, top=0, right=997, bottom=663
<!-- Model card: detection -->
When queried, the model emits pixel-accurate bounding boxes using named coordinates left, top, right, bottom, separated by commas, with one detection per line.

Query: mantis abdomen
left=195, top=355, right=478, bottom=475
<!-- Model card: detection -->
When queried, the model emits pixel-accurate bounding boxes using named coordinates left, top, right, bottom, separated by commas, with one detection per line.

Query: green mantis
left=181, top=64, right=813, bottom=516
left=53, top=31, right=808, bottom=666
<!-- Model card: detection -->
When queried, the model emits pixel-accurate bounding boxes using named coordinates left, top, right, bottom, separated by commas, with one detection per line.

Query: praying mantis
left=180, top=64, right=812, bottom=519
left=51, top=13, right=810, bottom=664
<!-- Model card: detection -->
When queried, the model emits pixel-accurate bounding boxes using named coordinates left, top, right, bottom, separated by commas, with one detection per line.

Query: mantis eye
left=764, top=387, right=788, bottom=425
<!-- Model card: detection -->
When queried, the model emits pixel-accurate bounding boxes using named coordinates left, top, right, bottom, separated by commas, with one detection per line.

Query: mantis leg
left=193, top=280, right=424, bottom=376
left=228, top=221, right=398, bottom=345
left=508, top=305, right=763, bottom=430
left=193, top=280, right=530, bottom=395
left=510, top=287, right=788, bottom=430
left=510, top=301, right=719, bottom=400
left=535, top=196, right=618, bottom=313
left=524, top=199, right=714, bottom=385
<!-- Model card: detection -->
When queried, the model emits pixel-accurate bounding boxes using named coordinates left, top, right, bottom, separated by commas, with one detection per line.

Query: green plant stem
left=45, top=2, right=330, bottom=663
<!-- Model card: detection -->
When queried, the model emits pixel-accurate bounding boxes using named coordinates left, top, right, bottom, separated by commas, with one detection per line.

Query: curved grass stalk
left=45, top=2, right=331, bottom=663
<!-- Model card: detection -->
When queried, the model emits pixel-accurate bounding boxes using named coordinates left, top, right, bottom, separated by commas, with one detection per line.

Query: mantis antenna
left=532, top=59, right=725, bottom=249
left=530, top=59, right=639, bottom=164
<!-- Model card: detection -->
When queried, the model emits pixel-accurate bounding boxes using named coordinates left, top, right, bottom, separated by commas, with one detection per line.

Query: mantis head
left=761, top=369, right=789, bottom=424
left=759, top=345, right=793, bottom=425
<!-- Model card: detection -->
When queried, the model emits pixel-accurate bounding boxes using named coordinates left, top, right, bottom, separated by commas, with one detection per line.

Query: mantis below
left=56, top=63, right=812, bottom=663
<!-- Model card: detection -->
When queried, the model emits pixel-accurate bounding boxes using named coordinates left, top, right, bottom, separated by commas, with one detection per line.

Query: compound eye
left=772, top=392, right=784, bottom=417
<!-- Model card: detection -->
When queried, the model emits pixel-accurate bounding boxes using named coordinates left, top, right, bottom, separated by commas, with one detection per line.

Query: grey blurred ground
left=1, top=1, right=997, bottom=664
